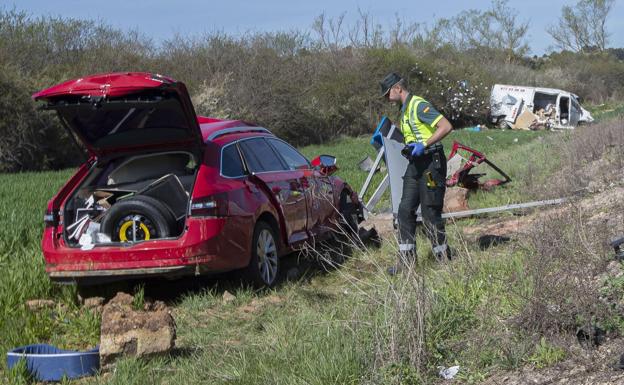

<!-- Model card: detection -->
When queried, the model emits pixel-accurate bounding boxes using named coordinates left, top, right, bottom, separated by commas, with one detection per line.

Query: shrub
left=0, top=62, right=82, bottom=172
left=1, top=8, right=624, bottom=171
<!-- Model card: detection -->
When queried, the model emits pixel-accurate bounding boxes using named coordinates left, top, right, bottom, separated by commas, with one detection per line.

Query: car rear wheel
left=101, top=195, right=177, bottom=242
left=243, top=221, right=279, bottom=287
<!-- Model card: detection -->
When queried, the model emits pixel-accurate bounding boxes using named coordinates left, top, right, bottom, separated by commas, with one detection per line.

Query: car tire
left=243, top=221, right=280, bottom=288
left=101, top=195, right=177, bottom=242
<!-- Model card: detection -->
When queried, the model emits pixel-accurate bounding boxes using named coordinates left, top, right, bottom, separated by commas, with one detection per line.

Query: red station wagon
left=36, top=72, right=363, bottom=288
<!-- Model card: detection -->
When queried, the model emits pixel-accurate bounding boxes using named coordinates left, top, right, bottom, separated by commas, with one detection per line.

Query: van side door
left=570, top=98, right=581, bottom=126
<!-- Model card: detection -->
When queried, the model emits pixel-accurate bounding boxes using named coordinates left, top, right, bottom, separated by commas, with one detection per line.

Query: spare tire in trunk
left=101, top=195, right=177, bottom=242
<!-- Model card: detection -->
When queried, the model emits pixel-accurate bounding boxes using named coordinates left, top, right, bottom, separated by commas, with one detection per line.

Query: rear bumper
left=42, top=217, right=251, bottom=282
left=48, top=265, right=199, bottom=285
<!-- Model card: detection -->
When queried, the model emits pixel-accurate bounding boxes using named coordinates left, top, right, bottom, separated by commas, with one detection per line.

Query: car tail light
left=44, top=209, right=59, bottom=227
left=190, top=193, right=228, bottom=217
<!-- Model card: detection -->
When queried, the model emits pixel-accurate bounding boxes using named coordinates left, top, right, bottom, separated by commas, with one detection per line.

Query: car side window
left=239, top=138, right=286, bottom=173
left=267, top=139, right=310, bottom=170
left=221, top=143, right=245, bottom=177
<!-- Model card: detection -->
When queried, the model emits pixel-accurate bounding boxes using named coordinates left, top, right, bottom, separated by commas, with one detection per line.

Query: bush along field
left=3, top=115, right=624, bottom=384
left=3, top=6, right=624, bottom=174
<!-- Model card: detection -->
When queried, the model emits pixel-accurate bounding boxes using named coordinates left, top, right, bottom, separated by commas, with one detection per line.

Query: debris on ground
left=576, top=325, right=606, bottom=349
left=358, top=226, right=382, bottom=248
left=359, top=213, right=394, bottom=239
left=611, top=236, right=624, bottom=261
left=618, top=353, right=624, bottom=370
left=510, top=109, right=538, bottom=130
left=606, top=260, right=624, bottom=278
left=240, top=300, right=260, bottom=314
left=438, top=365, right=460, bottom=379
left=99, top=292, right=176, bottom=370
left=463, top=125, right=483, bottom=132
left=222, top=290, right=236, bottom=304
left=443, top=187, right=470, bottom=213
left=83, top=297, right=105, bottom=313
left=477, top=234, right=511, bottom=250
left=25, top=299, right=56, bottom=311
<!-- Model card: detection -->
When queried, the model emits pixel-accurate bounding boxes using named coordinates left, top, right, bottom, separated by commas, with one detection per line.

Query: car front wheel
left=243, top=221, right=279, bottom=287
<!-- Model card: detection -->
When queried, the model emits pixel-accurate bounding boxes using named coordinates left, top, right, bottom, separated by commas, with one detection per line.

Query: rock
left=443, top=187, right=469, bottom=213
left=222, top=290, right=236, bottom=304
left=240, top=305, right=257, bottom=314
left=144, top=300, right=167, bottom=312
left=265, top=295, right=284, bottom=305
left=25, top=299, right=56, bottom=311
left=606, top=261, right=623, bottom=278
left=107, top=291, right=134, bottom=307
left=99, top=292, right=176, bottom=370
left=83, top=297, right=105, bottom=313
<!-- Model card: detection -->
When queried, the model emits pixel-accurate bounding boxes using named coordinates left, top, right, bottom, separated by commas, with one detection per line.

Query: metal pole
left=358, top=146, right=385, bottom=201
left=416, top=198, right=566, bottom=221
left=365, top=174, right=390, bottom=212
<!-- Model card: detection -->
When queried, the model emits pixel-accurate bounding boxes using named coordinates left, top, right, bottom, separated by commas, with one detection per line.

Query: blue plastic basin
left=7, top=344, right=99, bottom=381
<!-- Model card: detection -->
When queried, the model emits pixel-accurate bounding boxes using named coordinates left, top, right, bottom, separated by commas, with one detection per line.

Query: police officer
left=380, top=72, right=453, bottom=272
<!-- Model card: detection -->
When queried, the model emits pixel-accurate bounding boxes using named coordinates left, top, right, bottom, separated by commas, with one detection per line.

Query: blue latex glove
left=408, top=142, right=426, bottom=157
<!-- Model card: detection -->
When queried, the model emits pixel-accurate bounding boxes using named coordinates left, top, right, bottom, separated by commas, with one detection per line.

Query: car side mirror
left=311, top=155, right=338, bottom=176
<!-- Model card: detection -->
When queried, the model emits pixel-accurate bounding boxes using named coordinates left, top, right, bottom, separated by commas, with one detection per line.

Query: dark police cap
left=380, top=72, right=403, bottom=97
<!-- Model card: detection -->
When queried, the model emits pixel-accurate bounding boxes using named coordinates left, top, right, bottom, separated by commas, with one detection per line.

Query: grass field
left=0, top=115, right=619, bottom=384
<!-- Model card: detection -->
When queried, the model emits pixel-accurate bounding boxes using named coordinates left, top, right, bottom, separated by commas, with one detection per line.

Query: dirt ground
left=481, top=337, right=624, bottom=385
left=364, top=186, right=624, bottom=241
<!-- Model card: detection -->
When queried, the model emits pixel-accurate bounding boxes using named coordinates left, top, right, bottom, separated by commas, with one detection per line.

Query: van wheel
left=243, top=222, right=279, bottom=287
left=101, top=195, right=176, bottom=242
left=496, top=118, right=509, bottom=129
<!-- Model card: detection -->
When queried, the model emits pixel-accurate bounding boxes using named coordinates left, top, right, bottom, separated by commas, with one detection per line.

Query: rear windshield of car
left=239, top=138, right=285, bottom=173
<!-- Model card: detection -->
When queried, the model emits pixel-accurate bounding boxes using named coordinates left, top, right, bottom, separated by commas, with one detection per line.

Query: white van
left=488, top=84, right=594, bottom=129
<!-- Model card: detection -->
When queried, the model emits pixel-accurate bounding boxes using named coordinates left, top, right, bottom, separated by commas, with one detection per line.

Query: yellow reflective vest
left=400, top=94, right=443, bottom=144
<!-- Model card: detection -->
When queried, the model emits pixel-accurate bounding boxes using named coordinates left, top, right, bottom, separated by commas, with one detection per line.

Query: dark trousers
left=397, top=148, right=447, bottom=258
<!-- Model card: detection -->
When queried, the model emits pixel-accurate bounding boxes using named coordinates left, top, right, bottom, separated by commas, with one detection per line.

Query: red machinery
left=446, top=141, right=511, bottom=190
